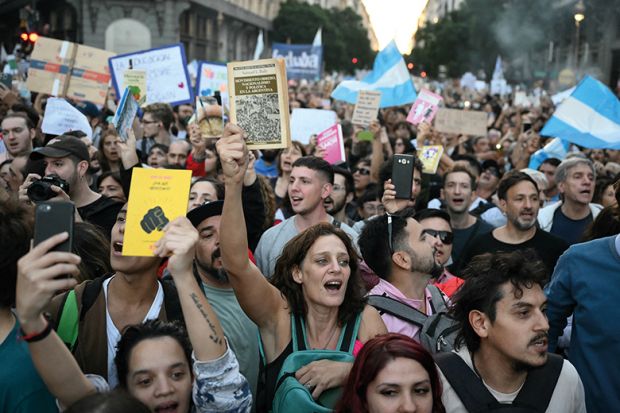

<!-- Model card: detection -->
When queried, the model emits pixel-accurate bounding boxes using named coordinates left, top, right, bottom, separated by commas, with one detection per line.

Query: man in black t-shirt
left=21, top=136, right=122, bottom=238
left=459, top=171, right=568, bottom=280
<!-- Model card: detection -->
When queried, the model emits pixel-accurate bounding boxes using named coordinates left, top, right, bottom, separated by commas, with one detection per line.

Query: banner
left=272, top=43, right=322, bottom=80
left=109, top=44, right=192, bottom=106
left=434, top=108, right=487, bottom=136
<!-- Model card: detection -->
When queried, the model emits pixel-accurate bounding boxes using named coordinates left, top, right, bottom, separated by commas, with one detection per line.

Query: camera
left=27, top=175, right=70, bottom=202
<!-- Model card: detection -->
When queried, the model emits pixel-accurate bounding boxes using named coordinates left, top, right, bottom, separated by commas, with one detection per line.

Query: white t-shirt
left=103, top=276, right=164, bottom=388
left=439, top=346, right=586, bottom=413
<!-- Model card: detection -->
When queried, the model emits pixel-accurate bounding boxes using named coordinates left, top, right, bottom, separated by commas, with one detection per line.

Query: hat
left=30, top=136, right=90, bottom=162
left=187, top=200, right=224, bottom=228
left=73, top=100, right=101, bottom=119
left=481, top=159, right=502, bottom=177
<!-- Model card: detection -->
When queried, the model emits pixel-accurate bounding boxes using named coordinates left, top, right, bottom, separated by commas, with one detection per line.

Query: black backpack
left=368, top=285, right=459, bottom=353
left=435, top=351, right=564, bottom=412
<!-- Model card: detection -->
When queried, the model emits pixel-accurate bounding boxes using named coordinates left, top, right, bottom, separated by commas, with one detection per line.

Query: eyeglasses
left=353, top=167, right=371, bottom=176
left=421, top=229, right=453, bottom=245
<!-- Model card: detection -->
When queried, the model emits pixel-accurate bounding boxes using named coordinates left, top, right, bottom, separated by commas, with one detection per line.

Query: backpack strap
left=338, top=313, right=362, bottom=354
left=434, top=352, right=501, bottom=412
left=160, top=278, right=185, bottom=325
left=294, top=312, right=361, bottom=353
left=512, top=353, right=563, bottom=411
left=367, top=294, right=428, bottom=327
left=427, top=285, right=447, bottom=313
left=292, top=313, right=306, bottom=351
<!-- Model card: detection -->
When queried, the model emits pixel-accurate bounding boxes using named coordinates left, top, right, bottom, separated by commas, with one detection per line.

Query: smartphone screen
left=34, top=202, right=75, bottom=253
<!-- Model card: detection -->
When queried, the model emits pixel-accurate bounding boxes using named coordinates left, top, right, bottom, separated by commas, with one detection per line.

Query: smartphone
left=0, top=73, right=12, bottom=89
left=34, top=202, right=75, bottom=253
left=392, top=154, right=415, bottom=199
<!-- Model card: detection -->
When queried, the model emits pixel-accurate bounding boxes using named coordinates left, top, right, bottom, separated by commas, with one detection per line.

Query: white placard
left=290, top=108, right=338, bottom=144
left=41, top=98, right=93, bottom=138
left=196, top=62, right=229, bottom=106
left=108, top=44, right=192, bottom=106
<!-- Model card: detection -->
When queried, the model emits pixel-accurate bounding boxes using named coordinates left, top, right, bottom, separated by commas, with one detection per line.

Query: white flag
left=312, top=27, right=322, bottom=47
left=492, top=56, right=504, bottom=80
left=253, top=30, right=264, bottom=60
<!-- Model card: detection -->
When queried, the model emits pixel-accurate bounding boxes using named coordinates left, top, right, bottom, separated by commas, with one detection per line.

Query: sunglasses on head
left=421, top=229, right=453, bottom=245
left=353, top=167, right=371, bottom=176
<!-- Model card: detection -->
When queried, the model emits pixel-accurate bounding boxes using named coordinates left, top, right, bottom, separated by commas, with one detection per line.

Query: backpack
left=56, top=274, right=185, bottom=351
left=435, top=351, right=564, bottom=412
left=368, top=285, right=459, bottom=353
left=270, top=313, right=361, bottom=413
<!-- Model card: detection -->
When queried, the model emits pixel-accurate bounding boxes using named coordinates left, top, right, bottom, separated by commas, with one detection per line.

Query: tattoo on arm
left=190, top=292, right=224, bottom=346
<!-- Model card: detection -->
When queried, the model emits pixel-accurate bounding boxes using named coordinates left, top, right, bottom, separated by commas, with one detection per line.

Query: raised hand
left=216, top=123, right=248, bottom=185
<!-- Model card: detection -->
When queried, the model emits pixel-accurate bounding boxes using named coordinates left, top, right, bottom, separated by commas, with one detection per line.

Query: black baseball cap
left=30, top=135, right=90, bottom=162
left=187, top=200, right=224, bottom=228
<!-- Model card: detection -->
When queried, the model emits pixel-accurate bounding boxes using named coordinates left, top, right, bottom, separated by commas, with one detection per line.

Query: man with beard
left=254, top=149, right=280, bottom=178
left=458, top=171, right=568, bottom=280
left=19, top=136, right=122, bottom=238
left=323, top=166, right=355, bottom=227
left=187, top=200, right=259, bottom=399
left=359, top=213, right=445, bottom=342
left=437, top=250, right=586, bottom=413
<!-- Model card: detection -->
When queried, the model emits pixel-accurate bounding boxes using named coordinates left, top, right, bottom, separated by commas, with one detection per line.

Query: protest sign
left=407, top=88, right=443, bottom=125
left=351, top=90, right=381, bottom=127
left=418, top=145, right=444, bottom=174
left=41, top=98, right=93, bottom=138
left=434, top=108, right=487, bottom=136
left=290, top=108, right=338, bottom=144
left=196, top=61, right=228, bottom=105
left=27, top=37, right=114, bottom=106
left=122, top=69, right=147, bottom=106
left=109, top=44, right=192, bottom=106
left=111, top=87, right=139, bottom=141
left=123, top=168, right=192, bottom=256
left=272, top=43, right=323, bottom=80
left=513, top=91, right=531, bottom=107
left=316, top=124, right=345, bottom=165
left=228, top=58, right=290, bottom=150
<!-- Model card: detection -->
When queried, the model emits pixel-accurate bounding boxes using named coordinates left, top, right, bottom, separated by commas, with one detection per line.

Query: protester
left=437, top=250, right=586, bottom=412
left=97, top=131, right=122, bottom=173
left=271, top=140, right=306, bottom=212
left=137, top=103, right=175, bottom=157
left=146, top=143, right=168, bottom=168
left=217, top=124, right=386, bottom=411
left=1, top=113, right=37, bottom=159
left=335, top=333, right=446, bottom=413
left=72, top=221, right=113, bottom=283
left=538, top=158, right=561, bottom=205
left=593, top=176, right=618, bottom=207
left=97, top=171, right=127, bottom=203
left=167, top=139, right=191, bottom=168
left=324, top=165, right=355, bottom=227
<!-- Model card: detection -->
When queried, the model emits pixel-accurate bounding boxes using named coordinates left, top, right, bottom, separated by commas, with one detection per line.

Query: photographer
left=18, top=135, right=123, bottom=239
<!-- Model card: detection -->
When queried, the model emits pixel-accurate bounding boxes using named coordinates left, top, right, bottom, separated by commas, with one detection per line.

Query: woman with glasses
left=352, top=159, right=373, bottom=199
left=217, top=124, right=387, bottom=412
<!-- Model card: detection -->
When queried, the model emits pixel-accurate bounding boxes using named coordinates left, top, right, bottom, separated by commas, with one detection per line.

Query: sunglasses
left=353, top=167, right=371, bottom=176
left=421, top=229, right=453, bottom=245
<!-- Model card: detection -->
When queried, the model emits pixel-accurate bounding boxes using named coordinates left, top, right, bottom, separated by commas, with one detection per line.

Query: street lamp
left=573, top=0, right=585, bottom=68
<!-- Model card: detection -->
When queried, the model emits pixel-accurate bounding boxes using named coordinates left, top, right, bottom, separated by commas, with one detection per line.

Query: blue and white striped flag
left=541, top=75, right=620, bottom=149
left=331, top=41, right=416, bottom=108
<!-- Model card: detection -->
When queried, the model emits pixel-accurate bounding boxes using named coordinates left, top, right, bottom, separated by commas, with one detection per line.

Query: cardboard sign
left=123, top=168, right=192, bottom=256
left=351, top=90, right=381, bottom=127
left=407, top=88, right=443, bottom=125
left=316, top=124, right=345, bottom=165
left=122, top=69, right=147, bottom=106
left=41, top=98, right=93, bottom=138
left=418, top=145, right=444, bottom=174
left=109, top=44, right=192, bottom=106
left=112, top=87, right=139, bottom=141
left=27, top=37, right=114, bottom=106
left=434, top=108, right=487, bottom=136
left=290, top=108, right=338, bottom=144
left=196, top=61, right=229, bottom=105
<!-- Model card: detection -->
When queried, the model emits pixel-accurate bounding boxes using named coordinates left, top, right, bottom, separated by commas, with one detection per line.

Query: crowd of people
left=0, top=70, right=619, bottom=413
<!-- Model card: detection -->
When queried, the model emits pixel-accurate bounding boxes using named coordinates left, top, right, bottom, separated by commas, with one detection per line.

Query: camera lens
left=27, top=181, right=54, bottom=202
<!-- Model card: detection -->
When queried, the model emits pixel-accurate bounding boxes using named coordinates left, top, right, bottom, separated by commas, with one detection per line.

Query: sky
left=362, top=0, right=428, bottom=54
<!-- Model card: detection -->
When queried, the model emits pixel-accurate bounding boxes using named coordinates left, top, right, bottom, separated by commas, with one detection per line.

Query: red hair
left=335, top=333, right=445, bottom=413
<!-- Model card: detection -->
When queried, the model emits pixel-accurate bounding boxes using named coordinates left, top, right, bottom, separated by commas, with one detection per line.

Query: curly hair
left=335, top=333, right=446, bottom=413
left=271, top=223, right=366, bottom=326
left=452, top=250, right=547, bottom=353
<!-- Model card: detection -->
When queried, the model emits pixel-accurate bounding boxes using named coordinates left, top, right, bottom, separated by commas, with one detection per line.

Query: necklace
left=311, top=324, right=339, bottom=350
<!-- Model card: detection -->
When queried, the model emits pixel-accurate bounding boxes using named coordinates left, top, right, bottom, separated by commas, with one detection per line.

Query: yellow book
left=418, top=145, right=444, bottom=174
left=123, top=168, right=192, bottom=256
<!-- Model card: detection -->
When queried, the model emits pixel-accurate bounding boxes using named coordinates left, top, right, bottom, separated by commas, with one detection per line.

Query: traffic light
left=18, top=31, right=38, bottom=54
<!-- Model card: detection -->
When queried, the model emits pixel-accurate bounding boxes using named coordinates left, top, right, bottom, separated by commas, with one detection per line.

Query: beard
left=509, top=211, right=537, bottom=231
left=195, top=248, right=229, bottom=283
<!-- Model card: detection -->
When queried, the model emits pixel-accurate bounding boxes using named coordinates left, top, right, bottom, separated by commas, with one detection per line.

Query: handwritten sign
left=316, top=124, right=345, bottom=165
left=109, top=44, right=192, bottom=106
left=434, top=108, right=487, bottom=137
left=196, top=61, right=228, bottom=106
left=407, top=88, right=443, bottom=125
left=351, top=90, right=381, bottom=127
left=290, top=108, right=338, bottom=144
left=41, top=98, right=93, bottom=138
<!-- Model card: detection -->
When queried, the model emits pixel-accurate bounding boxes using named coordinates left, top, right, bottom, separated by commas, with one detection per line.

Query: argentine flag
left=541, top=75, right=620, bottom=149
left=331, top=41, right=416, bottom=108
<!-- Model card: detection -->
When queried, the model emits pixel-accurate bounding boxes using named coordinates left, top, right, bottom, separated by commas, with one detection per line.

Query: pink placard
left=407, top=88, right=443, bottom=125
left=316, top=124, right=345, bottom=165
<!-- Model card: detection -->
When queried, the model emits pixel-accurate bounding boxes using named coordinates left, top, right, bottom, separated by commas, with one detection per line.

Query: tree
left=272, top=0, right=374, bottom=73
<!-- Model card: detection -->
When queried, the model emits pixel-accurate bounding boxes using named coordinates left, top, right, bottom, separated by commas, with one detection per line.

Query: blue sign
left=272, top=43, right=323, bottom=80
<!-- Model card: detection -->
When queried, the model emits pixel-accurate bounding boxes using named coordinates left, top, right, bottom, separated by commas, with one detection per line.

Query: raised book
left=227, top=58, right=290, bottom=150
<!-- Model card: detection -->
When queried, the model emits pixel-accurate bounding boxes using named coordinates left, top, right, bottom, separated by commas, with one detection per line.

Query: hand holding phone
left=34, top=202, right=75, bottom=253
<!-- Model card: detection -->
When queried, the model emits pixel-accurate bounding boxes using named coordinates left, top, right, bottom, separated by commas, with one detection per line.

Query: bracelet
left=20, top=319, right=52, bottom=343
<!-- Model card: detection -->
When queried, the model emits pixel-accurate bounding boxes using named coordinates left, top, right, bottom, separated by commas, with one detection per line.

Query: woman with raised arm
left=217, top=124, right=387, bottom=412
left=15, top=218, right=251, bottom=412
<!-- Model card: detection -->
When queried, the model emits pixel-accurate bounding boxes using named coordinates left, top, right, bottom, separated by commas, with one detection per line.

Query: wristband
left=20, top=319, right=52, bottom=343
